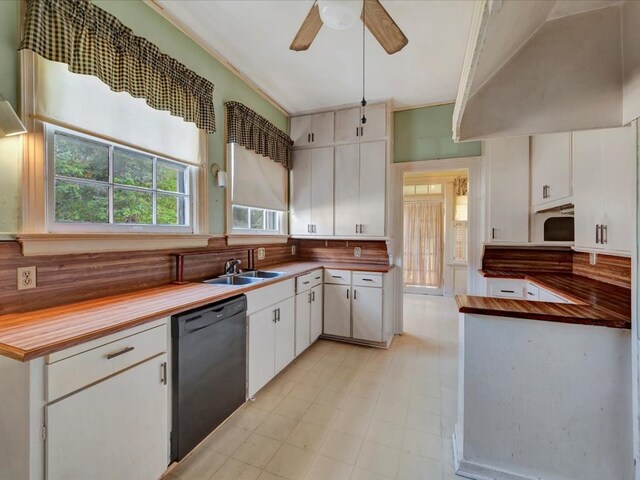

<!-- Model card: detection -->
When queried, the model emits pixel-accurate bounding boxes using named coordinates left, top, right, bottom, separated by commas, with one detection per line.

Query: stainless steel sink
left=238, top=271, right=286, bottom=279
left=203, top=276, right=262, bottom=286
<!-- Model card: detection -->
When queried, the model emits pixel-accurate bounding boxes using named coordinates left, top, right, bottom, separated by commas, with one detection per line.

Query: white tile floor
left=166, top=294, right=459, bottom=480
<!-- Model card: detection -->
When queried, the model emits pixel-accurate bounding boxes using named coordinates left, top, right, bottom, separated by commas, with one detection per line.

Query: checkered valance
left=225, top=101, right=293, bottom=169
left=19, top=0, right=216, bottom=133
left=454, top=177, right=468, bottom=196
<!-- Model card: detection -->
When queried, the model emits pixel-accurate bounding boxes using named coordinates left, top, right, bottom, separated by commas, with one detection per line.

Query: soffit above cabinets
left=453, top=0, right=639, bottom=141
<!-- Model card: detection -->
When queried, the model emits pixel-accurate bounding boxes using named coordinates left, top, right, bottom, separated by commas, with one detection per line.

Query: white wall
left=623, top=0, right=640, bottom=124
left=0, top=135, right=22, bottom=236
left=457, top=313, right=633, bottom=480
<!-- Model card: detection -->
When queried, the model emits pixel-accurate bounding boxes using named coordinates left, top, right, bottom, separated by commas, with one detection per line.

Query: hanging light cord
left=361, top=0, right=367, bottom=125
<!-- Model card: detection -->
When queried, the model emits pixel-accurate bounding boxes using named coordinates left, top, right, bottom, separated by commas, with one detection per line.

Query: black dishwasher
left=171, top=294, right=247, bottom=461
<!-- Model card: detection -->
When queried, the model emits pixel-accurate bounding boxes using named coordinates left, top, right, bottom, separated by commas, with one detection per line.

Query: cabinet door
left=352, top=286, right=383, bottom=342
left=486, top=137, right=529, bottom=242
left=310, top=285, right=324, bottom=342
left=600, top=125, right=636, bottom=253
left=310, top=112, right=334, bottom=146
left=572, top=130, right=604, bottom=250
left=360, top=104, right=387, bottom=140
left=335, top=144, right=361, bottom=235
left=358, top=141, right=386, bottom=236
left=323, top=284, right=351, bottom=337
left=335, top=107, right=361, bottom=143
left=295, top=291, right=311, bottom=356
left=46, top=355, right=168, bottom=480
left=274, top=297, right=295, bottom=374
left=291, top=115, right=311, bottom=146
left=248, top=308, right=276, bottom=397
left=310, top=147, right=334, bottom=235
left=531, top=133, right=572, bottom=208
left=290, top=149, right=312, bottom=235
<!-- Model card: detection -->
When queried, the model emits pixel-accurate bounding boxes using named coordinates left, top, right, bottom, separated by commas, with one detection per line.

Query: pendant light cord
left=361, top=0, right=367, bottom=125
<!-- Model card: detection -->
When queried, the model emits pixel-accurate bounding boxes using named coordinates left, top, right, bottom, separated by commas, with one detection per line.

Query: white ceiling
left=156, top=0, right=476, bottom=115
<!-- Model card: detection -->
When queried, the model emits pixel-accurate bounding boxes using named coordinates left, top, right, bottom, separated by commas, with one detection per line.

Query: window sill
left=226, top=234, right=289, bottom=246
left=17, top=233, right=217, bottom=256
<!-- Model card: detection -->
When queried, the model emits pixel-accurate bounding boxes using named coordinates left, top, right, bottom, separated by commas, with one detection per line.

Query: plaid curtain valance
left=454, top=177, right=468, bottom=196
left=19, top=0, right=216, bottom=133
left=225, top=101, right=293, bottom=169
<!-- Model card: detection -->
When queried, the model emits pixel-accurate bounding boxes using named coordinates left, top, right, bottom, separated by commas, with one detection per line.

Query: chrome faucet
left=224, top=258, right=242, bottom=275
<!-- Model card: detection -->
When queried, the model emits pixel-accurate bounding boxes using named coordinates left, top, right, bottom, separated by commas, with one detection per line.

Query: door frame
left=390, top=156, right=483, bottom=334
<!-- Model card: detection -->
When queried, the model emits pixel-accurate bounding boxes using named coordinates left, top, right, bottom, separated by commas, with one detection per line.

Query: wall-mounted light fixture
left=0, top=95, right=27, bottom=138
left=210, top=163, right=228, bottom=188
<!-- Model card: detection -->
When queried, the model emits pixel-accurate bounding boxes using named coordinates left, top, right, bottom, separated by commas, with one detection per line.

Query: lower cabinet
left=324, top=283, right=351, bottom=337
left=310, top=285, right=323, bottom=343
left=295, top=270, right=324, bottom=356
left=248, top=296, right=295, bottom=398
left=352, top=286, right=383, bottom=342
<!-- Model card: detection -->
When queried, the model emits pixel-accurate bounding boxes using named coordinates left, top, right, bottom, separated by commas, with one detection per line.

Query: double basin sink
left=203, top=270, right=286, bottom=286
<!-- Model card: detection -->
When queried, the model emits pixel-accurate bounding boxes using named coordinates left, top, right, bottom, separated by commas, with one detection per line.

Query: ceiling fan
left=290, top=0, right=408, bottom=55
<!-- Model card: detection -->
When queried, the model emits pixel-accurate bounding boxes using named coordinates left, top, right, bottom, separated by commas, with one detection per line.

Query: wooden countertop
left=0, top=261, right=392, bottom=361
left=456, top=270, right=631, bottom=329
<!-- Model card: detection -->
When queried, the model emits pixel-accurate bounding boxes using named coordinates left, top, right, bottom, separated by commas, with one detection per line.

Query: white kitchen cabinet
left=539, top=288, right=570, bottom=304
left=295, top=270, right=323, bottom=355
left=310, top=284, right=323, bottom=343
left=46, top=354, right=168, bottom=480
left=486, top=278, right=526, bottom=299
left=274, top=297, right=295, bottom=374
left=335, top=141, right=386, bottom=236
left=485, top=137, right=530, bottom=242
left=290, top=147, right=334, bottom=235
left=290, top=112, right=334, bottom=147
left=335, top=104, right=386, bottom=143
left=295, top=290, right=311, bottom=355
left=323, top=283, right=351, bottom=338
left=352, top=285, right=383, bottom=342
left=572, top=125, right=636, bottom=254
left=531, top=132, right=573, bottom=211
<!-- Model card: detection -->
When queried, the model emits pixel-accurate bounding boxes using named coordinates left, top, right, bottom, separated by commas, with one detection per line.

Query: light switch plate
left=257, top=248, right=266, bottom=260
left=354, top=247, right=362, bottom=258
left=291, top=245, right=296, bottom=255
left=589, top=252, right=597, bottom=265
left=17, top=266, right=36, bottom=290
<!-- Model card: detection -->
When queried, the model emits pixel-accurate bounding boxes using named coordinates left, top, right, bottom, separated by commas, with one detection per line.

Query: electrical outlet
left=17, top=266, right=36, bottom=290
left=589, top=252, right=597, bottom=265
left=291, top=245, right=297, bottom=255
left=257, top=248, right=266, bottom=260
left=354, top=247, right=362, bottom=258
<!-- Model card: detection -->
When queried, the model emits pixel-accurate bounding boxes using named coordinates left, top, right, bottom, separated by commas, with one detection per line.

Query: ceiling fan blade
left=290, top=2, right=323, bottom=51
left=363, top=0, right=408, bottom=55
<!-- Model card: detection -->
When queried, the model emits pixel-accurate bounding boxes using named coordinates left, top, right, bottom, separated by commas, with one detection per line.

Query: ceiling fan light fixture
left=317, top=0, right=363, bottom=30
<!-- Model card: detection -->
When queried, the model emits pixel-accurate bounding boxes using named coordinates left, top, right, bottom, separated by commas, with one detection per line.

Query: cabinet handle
left=308, top=292, right=312, bottom=303
left=303, top=280, right=310, bottom=285
left=547, top=185, right=550, bottom=198
left=307, top=133, right=311, bottom=143
left=359, top=224, right=364, bottom=234
left=346, top=289, right=349, bottom=299
left=311, top=132, right=314, bottom=142
left=332, top=275, right=343, bottom=278
left=527, top=292, right=535, bottom=296
left=542, top=185, right=546, bottom=199
left=161, top=361, right=167, bottom=385
left=602, top=225, right=608, bottom=244
left=491, top=227, right=496, bottom=240
left=500, top=289, right=515, bottom=294
left=360, top=126, right=364, bottom=136
left=105, top=346, right=135, bottom=360
left=596, top=224, right=602, bottom=244
left=354, top=289, right=358, bottom=299
left=362, top=278, right=374, bottom=282
left=273, top=309, right=278, bottom=323
left=312, top=291, right=315, bottom=302
left=356, top=127, right=359, bottom=137
left=277, top=308, right=280, bottom=322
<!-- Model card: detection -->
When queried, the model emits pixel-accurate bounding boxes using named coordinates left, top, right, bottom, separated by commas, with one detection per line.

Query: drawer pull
left=161, top=361, right=167, bottom=385
left=303, top=281, right=310, bottom=285
left=500, top=290, right=515, bottom=294
left=332, top=275, right=343, bottom=278
left=105, top=346, right=135, bottom=360
left=314, top=276, right=321, bottom=280
left=527, top=292, right=535, bottom=296
left=362, top=278, right=374, bottom=282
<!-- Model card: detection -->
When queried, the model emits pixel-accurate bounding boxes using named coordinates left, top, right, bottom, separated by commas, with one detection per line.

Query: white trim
left=632, top=119, right=639, bottom=480
left=17, top=233, right=215, bottom=256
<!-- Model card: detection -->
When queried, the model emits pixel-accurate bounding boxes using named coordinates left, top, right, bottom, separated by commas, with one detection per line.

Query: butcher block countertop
left=0, top=261, right=393, bottom=361
left=456, top=270, right=631, bottom=330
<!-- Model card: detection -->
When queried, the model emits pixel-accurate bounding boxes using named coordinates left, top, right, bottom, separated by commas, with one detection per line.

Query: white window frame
left=231, top=205, right=283, bottom=234
left=44, top=124, right=196, bottom=234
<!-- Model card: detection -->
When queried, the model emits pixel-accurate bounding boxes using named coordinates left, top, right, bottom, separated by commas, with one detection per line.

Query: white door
left=324, top=284, right=351, bottom=337
left=360, top=104, right=386, bottom=140
left=600, top=126, right=636, bottom=253
left=335, top=107, right=361, bottom=143
left=310, top=112, right=334, bottom=146
left=573, top=130, right=605, bottom=250
left=274, top=297, right=295, bottom=374
left=352, top=286, right=383, bottom=342
left=290, top=149, right=312, bottom=235
left=486, top=137, right=529, bottom=242
left=295, top=291, right=311, bottom=356
left=531, top=132, right=572, bottom=208
left=248, top=308, right=276, bottom=397
left=310, top=147, right=334, bottom=235
left=358, top=141, right=386, bottom=236
left=46, top=355, right=168, bottom=480
left=290, top=115, right=311, bottom=146
left=310, top=285, right=323, bottom=342
left=335, top=144, right=360, bottom=235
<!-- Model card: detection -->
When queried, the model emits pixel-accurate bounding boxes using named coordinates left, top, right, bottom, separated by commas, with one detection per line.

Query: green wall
left=394, top=103, right=481, bottom=162
left=0, top=0, right=288, bottom=235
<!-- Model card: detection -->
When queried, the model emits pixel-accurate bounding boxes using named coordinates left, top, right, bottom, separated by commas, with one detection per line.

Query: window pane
left=429, top=184, right=442, bottom=194
left=265, top=211, right=278, bottom=231
left=113, top=188, right=153, bottom=224
left=403, top=185, right=414, bottom=196
left=113, top=148, right=153, bottom=188
left=157, top=160, right=186, bottom=193
left=55, top=179, right=109, bottom=223
left=415, top=185, right=429, bottom=195
left=250, top=209, right=265, bottom=229
left=157, top=194, right=186, bottom=225
left=54, top=134, right=109, bottom=182
left=232, top=206, right=249, bottom=229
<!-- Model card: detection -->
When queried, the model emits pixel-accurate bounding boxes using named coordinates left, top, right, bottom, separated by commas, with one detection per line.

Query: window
left=453, top=194, right=468, bottom=263
left=48, top=127, right=191, bottom=231
left=403, top=183, right=443, bottom=196
left=232, top=205, right=281, bottom=233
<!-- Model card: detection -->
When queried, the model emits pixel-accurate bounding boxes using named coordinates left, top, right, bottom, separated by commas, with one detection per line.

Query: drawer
left=47, top=323, right=167, bottom=402
left=539, top=288, right=570, bottom=304
left=296, top=269, right=323, bottom=293
left=246, top=278, right=295, bottom=315
left=353, top=272, right=383, bottom=288
left=324, top=269, right=351, bottom=285
left=487, top=279, right=526, bottom=299
left=526, top=283, right=540, bottom=301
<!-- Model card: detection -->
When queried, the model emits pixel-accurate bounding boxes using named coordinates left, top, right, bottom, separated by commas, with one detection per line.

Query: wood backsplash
left=298, top=239, right=389, bottom=265
left=572, top=252, right=631, bottom=289
left=482, top=247, right=573, bottom=273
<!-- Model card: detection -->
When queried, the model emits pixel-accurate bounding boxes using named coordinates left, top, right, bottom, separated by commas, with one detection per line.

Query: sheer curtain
left=403, top=202, right=444, bottom=287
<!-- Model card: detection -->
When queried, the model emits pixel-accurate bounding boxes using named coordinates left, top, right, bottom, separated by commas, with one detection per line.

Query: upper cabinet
left=485, top=137, right=530, bottom=243
left=572, top=125, right=636, bottom=254
left=531, top=132, right=573, bottom=211
left=290, top=112, right=334, bottom=147
left=335, top=104, right=387, bottom=143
